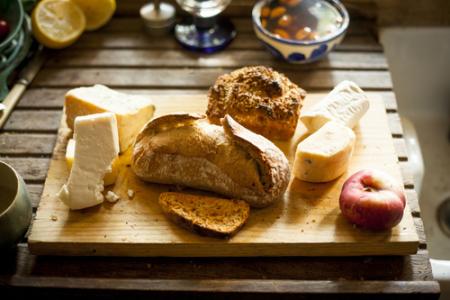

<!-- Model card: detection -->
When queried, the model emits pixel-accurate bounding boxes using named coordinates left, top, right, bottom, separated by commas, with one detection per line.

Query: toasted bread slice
left=158, top=192, right=250, bottom=238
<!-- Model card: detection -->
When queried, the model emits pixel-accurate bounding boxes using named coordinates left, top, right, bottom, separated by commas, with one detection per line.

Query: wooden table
left=0, top=1, right=441, bottom=298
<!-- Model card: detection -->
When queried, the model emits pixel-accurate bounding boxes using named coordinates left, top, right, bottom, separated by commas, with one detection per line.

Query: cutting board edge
left=28, top=239, right=420, bottom=257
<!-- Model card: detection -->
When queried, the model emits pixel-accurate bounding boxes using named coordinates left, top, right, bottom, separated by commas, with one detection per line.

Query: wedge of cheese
left=65, top=139, right=119, bottom=186
left=58, top=112, right=120, bottom=210
left=300, top=80, right=369, bottom=133
left=293, top=121, right=355, bottom=183
left=65, top=84, right=155, bottom=152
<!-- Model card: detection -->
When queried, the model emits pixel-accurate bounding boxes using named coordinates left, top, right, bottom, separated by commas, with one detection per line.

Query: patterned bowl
left=252, top=0, right=349, bottom=64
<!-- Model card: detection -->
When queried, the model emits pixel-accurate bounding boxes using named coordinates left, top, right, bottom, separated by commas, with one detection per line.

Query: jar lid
left=140, top=1, right=176, bottom=29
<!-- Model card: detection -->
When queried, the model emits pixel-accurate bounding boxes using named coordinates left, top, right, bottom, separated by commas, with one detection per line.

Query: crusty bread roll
left=207, top=66, right=306, bottom=140
left=132, top=113, right=290, bottom=207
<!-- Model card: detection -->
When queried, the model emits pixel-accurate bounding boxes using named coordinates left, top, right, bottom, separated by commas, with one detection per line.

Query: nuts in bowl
left=252, top=0, right=349, bottom=64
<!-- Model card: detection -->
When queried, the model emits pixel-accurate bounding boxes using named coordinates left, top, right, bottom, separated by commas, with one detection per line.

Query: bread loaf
left=207, top=66, right=306, bottom=140
left=132, top=113, right=290, bottom=207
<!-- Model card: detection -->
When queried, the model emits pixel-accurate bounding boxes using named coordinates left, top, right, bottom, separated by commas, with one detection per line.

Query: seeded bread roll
left=132, top=113, right=290, bottom=208
left=159, top=192, right=250, bottom=238
left=207, top=66, right=306, bottom=140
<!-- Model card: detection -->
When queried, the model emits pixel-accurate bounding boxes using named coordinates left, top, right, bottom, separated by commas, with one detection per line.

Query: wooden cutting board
left=28, top=94, right=419, bottom=257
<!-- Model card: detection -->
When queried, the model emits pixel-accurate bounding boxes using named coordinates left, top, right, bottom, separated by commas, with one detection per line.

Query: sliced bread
left=158, top=192, right=250, bottom=238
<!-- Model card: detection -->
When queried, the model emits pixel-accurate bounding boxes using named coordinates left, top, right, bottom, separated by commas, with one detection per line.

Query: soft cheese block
left=293, top=121, right=355, bottom=183
left=65, top=139, right=119, bottom=186
left=65, top=84, right=155, bottom=152
left=58, top=112, right=120, bottom=210
left=300, top=80, right=369, bottom=132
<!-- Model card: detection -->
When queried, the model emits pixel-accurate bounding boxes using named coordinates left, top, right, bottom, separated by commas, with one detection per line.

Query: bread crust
left=132, top=113, right=290, bottom=207
left=207, top=66, right=306, bottom=140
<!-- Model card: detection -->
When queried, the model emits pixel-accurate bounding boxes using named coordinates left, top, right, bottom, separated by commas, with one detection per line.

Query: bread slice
left=158, top=192, right=250, bottom=238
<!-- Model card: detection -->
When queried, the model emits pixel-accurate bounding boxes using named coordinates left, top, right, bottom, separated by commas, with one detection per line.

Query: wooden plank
left=6, top=244, right=434, bottom=281
left=0, top=133, right=56, bottom=155
left=2, top=110, right=62, bottom=132
left=388, top=113, right=404, bottom=137
left=27, top=183, right=44, bottom=208
left=28, top=94, right=419, bottom=257
left=406, top=190, right=421, bottom=217
left=400, top=161, right=414, bottom=188
left=46, top=50, right=388, bottom=70
left=393, top=138, right=408, bottom=161
left=32, top=68, right=393, bottom=89
left=105, top=16, right=373, bottom=36
left=0, top=157, right=50, bottom=182
left=74, top=32, right=382, bottom=51
left=6, top=276, right=440, bottom=298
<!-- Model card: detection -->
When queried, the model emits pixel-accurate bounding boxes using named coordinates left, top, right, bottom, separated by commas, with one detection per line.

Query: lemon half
left=32, top=0, right=86, bottom=49
left=71, top=0, right=116, bottom=31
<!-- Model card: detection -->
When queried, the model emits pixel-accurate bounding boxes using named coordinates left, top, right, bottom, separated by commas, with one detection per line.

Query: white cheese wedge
left=300, top=80, right=369, bottom=132
left=65, top=84, right=155, bottom=152
left=65, top=139, right=119, bottom=186
left=293, top=121, right=355, bottom=183
left=58, top=112, right=120, bottom=210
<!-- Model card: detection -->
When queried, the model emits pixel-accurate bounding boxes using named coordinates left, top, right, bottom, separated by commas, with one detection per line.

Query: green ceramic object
left=0, top=160, right=32, bottom=249
left=0, top=0, right=24, bottom=52
left=0, top=0, right=35, bottom=101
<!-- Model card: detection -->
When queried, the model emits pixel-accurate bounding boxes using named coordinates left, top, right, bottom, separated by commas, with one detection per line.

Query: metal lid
left=140, top=0, right=176, bottom=30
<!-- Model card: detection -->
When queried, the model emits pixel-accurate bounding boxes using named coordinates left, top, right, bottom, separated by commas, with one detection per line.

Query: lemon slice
left=32, top=0, right=86, bottom=49
left=71, top=0, right=116, bottom=31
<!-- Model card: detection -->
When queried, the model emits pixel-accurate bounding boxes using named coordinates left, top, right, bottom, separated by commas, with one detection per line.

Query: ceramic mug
left=0, top=160, right=32, bottom=249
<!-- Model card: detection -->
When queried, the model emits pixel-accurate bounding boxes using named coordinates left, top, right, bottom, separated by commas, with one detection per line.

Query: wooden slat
left=406, top=190, right=421, bottom=217
left=400, top=161, right=414, bottom=188
left=5, top=277, right=440, bottom=298
left=2, top=110, right=62, bottom=132
left=74, top=32, right=382, bottom=51
left=32, top=68, right=393, bottom=89
left=393, top=138, right=408, bottom=161
left=27, top=183, right=44, bottom=208
left=0, top=157, right=50, bottom=182
left=5, top=244, right=434, bottom=281
left=46, top=49, right=387, bottom=70
left=388, top=113, right=404, bottom=137
left=102, top=16, right=374, bottom=35
left=0, top=133, right=56, bottom=155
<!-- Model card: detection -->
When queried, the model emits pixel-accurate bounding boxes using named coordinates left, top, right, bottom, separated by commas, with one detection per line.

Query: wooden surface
left=0, top=0, right=440, bottom=298
left=28, top=94, right=419, bottom=257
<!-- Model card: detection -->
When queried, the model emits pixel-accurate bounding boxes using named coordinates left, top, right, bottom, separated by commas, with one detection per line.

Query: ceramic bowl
left=252, top=0, right=349, bottom=64
left=0, top=160, right=32, bottom=249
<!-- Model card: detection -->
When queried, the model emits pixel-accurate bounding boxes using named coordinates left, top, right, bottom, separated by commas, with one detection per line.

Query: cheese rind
left=65, top=84, right=155, bottom=152
left=293, top=121, right=355, bottom=183
left=65, top=139, right=119, bottom=186
left=58, top=112, right=120, bottom=210
left=300, top=80, right=369, bottom=132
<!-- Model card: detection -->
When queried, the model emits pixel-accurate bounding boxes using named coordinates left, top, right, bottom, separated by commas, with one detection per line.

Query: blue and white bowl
left=252, top=0, right=349, bottom=64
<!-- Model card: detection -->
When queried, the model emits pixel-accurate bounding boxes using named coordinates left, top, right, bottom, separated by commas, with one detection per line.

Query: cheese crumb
left=105, top=191, right=120, bottom=203
left=127, top=189, right=135, bottom=199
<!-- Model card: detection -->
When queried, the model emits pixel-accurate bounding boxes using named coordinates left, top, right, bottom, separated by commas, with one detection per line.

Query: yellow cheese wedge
left=293, top=121, right=355, bottom=183
left=65, top=84, right=155, bottom=152
left=65, top=138, right=119, bottom=186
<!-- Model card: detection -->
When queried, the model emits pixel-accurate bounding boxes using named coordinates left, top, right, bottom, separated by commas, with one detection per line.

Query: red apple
left=339, top=169, right=406, bottom=230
